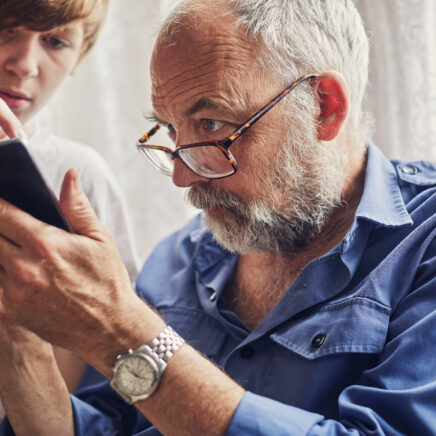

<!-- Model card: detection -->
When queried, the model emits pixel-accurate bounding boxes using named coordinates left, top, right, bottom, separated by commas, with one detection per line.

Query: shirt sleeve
left=228, top=392, right=324, bottom=435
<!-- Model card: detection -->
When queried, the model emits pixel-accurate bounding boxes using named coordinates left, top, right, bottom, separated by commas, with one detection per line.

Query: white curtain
left=357, top=0, right=436, bottom=161
left=35, top=0, right=436, bottom=261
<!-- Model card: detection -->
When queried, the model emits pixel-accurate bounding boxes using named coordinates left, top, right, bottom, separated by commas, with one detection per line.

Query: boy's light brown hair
left=0, top=0, right=109, bottom=57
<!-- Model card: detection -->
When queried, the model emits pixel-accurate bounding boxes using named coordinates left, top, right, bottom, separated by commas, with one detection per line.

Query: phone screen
left=0, top=138, right=72, bottom=231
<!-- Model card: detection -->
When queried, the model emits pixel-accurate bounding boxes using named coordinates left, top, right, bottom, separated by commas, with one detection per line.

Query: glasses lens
left=138, top=147, right=174, bottom=176
left=178, top=145, right=235, bottom=178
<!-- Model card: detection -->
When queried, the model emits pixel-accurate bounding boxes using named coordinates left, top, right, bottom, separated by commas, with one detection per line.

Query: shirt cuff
left=227, top=391, right=324, bottom=436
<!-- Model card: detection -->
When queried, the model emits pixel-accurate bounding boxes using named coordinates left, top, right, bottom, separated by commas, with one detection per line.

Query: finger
left=0, top=127, right=8, bottom=140
left=0, top=98, right=26, bottom=139
left=59, top=169, right=106, bottom=240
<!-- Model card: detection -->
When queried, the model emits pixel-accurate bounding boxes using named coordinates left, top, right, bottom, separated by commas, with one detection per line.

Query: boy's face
left=0, top=22, right=84, bottom=123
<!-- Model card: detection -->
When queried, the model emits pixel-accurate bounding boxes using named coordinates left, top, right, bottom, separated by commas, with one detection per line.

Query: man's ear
left=314, top=71, right=350, bottom=141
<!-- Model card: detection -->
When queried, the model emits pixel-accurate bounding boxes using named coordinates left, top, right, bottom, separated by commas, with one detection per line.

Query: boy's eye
left=0, top=28, right=16, bottom=42
left=43, top=35, right=68, bottom=49
left=202, top=119, right=225, bottom=133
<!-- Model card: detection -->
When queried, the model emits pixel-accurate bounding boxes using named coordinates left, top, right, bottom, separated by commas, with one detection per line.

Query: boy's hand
left=0, top=97, right=26, bottom=139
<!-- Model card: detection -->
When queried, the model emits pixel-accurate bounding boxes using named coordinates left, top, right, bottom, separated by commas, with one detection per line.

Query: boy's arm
left=0, top=326, right=74, bottom=436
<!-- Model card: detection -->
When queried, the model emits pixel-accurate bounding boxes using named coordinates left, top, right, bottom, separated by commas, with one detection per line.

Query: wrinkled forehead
left=150, top=7, right=267, bottom=114
left=154, top=24, right=257, bottom=74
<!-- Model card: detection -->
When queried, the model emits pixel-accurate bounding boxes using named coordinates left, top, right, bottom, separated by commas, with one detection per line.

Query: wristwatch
left=110, top=326, right=185, bottom=404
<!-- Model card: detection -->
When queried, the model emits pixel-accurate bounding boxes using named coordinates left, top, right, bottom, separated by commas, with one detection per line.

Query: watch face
left=115, top=354, right=159, bottom=396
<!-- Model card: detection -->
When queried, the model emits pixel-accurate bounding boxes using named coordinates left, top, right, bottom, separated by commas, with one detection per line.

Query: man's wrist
left=111, top=326, right=185, bottom=403
left=84, top=297, right=167, bottom=379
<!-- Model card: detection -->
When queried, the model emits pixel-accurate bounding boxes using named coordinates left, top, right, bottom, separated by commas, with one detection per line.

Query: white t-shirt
left=28, top=124, right=139, bottom=282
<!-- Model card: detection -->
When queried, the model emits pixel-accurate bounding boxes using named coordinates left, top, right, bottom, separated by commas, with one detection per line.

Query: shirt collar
left=355, top=143, right=412, bottom=227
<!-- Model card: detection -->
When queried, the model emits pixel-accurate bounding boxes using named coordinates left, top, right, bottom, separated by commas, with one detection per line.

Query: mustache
left=186, top=184, right=250, bottom=216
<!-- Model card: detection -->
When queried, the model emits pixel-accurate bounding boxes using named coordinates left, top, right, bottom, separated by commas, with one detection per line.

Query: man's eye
left=43, top=35, right=68, bottom=49
left=166, top=124, right=176, bottom=135
left=202, top=119, right=225, bottom=133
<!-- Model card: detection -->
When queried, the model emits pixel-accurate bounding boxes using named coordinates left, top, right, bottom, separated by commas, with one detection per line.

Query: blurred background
left=34, top=0, right=436, bottom=263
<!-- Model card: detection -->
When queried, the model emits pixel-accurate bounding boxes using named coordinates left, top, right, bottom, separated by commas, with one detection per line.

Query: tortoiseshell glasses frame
left=136, top=73, right=318, bottom=179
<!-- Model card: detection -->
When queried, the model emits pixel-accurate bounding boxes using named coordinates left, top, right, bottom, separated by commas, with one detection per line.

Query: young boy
left=0, top=0, right=139, bottom=404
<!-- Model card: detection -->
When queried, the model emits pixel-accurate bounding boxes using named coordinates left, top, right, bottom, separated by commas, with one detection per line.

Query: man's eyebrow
left=146, top=98, right=237, bottom=125
left=145, top=112, right=165, bottom=125
left=184, top=97, right=232, bottom=117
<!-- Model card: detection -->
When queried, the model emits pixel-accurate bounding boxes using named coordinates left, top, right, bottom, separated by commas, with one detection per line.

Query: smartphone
left=0, top=138, right=72, bottom=231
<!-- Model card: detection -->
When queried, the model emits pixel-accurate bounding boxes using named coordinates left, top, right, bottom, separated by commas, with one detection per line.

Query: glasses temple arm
left=224, top=74, right=317, bottom=148
left=139, top=124, right=161, bottom=144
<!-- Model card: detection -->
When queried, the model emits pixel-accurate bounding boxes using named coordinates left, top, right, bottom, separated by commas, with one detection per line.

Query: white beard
left=187, top=105, right=346, bottom=254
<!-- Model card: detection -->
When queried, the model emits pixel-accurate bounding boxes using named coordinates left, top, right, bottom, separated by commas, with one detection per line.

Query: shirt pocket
left=159, top=306, right=227, bottom=359
left=270, top=296, right=391, bottom=360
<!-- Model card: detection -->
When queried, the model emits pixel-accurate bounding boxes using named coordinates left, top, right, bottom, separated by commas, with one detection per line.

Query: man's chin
left=204, top=207, right=229, bottom=218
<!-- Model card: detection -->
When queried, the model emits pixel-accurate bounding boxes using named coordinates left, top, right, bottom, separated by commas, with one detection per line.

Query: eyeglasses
left=136, top=73, right=317, bottom=179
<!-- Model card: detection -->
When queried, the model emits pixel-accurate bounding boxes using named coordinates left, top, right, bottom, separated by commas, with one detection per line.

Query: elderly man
left=0, top=0, right=436, bottom=435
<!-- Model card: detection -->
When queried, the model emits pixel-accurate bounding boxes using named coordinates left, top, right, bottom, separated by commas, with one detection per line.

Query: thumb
left=59, top=169, right=104, bottom=239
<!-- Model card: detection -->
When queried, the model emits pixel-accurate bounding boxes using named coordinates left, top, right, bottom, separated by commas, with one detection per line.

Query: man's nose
left=5, top=38, right=39, bottom=79
left=172, top=159, right=209, bottom=187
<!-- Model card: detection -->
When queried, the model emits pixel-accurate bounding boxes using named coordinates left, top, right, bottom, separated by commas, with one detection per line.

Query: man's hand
left=0, top=169, right=141, bottom=370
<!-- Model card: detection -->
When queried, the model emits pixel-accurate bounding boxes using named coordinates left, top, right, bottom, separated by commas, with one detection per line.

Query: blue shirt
left=2, top=144, right=436, bottom=435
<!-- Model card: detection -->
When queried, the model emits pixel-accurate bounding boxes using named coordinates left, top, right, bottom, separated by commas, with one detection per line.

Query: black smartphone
left=0, top=138, right=72, bottom=231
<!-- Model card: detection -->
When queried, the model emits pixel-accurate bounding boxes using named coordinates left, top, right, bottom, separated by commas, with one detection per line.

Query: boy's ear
left=313, top=71, right=350, bottom=141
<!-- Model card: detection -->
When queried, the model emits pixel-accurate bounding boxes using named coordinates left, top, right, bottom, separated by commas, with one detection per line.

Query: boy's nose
left=5, top=39, right=39, bottom=79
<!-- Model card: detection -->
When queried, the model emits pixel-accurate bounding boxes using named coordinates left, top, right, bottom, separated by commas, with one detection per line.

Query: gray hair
left=160, top=0, right=372, bottom=144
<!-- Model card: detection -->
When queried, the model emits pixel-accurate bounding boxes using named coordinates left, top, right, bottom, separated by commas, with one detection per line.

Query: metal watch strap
left=148, top=325, right=185, bottom=362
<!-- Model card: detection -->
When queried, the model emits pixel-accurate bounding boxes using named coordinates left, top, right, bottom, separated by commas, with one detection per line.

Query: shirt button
left=240, top=345, right=255, bottom=359
left=401, top=165, right=418, bottom=175
left=209, top=291, right=217, bottom=302
left=311, top=333, right=326, bottom=348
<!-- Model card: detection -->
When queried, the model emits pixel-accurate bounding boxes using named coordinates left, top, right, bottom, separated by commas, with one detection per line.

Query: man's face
left=150, top=13, right=345, bottom=253
left=0, top=22, right=84, bottom=123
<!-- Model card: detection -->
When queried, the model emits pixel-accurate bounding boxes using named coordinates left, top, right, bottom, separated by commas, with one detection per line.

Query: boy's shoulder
left=28, top=124, right=116, bottom=194
left=30, top=124, right=104, bottom=165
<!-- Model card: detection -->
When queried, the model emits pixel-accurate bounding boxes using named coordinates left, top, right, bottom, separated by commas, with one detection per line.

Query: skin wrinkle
left=151, top=20, right=264, bottom=124
left=152, top=72, right=252, bottom=129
